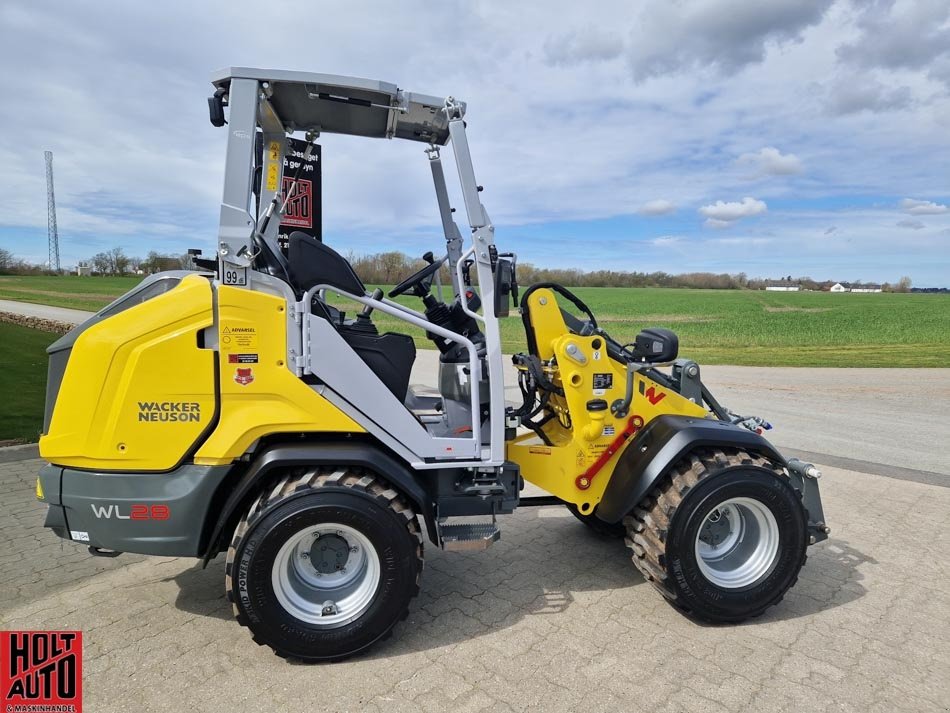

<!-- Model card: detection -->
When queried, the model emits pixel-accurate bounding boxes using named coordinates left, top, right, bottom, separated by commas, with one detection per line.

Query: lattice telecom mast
left=45, top=150, right=61, bottom=273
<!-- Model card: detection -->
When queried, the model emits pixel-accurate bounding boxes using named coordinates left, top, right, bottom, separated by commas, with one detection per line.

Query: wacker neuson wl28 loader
left=36, top=68, right=829, bottom=661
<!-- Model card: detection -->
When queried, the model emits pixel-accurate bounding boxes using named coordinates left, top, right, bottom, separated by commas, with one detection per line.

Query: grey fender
left=595, top=414, right=786, bottom=524
left=201, top=441, right=435, bottom=564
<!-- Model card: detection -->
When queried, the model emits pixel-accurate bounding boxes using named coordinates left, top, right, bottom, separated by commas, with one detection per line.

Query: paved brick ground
left=2, top=457, right=948, bottom=712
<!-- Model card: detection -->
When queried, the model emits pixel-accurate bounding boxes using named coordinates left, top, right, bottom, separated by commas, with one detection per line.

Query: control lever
left=360, top=288, right=384, bottom=318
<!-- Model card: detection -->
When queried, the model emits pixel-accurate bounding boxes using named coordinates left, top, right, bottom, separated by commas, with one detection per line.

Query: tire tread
left=224, top=466, right=423, bottom=662
left=624, top=448, right=795, bottom=621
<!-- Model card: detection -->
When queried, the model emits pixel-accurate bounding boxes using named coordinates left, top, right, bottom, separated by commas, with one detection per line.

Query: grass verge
left=0, top=322, right=54, bottom=444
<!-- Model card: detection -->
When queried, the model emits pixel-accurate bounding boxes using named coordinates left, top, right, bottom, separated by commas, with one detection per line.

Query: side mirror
left=630, top=327, right=678, bottom=363
left=493, top=256, right=517, bottom=318
left=208, top=88, right=227, bottom=128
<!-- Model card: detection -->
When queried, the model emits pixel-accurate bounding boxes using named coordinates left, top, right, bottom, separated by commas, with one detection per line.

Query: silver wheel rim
left=271, top=523, right=380, bottom=627
left=694, top=497, right=780, bottom=589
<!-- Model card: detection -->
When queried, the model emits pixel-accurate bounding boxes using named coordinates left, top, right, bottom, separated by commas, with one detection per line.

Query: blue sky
left=1, top=0, right=949, bottom=285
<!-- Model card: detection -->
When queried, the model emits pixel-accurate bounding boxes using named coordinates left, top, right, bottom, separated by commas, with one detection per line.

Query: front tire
left=225, top=468, right=423, bottom=662
left=625, top=449, right=807, bottom=622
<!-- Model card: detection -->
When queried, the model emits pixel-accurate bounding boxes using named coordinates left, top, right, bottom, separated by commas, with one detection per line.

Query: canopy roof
left=211, top=67, right=461, bottom=145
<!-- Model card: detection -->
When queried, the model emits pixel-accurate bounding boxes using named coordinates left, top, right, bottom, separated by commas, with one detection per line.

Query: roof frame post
left=216, top=78, right=260, bottom=274
left=448, top=113, right=505, bottom=464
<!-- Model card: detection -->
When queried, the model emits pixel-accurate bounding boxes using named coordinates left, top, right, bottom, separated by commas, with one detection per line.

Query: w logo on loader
left=639, top=382, right=667, bottom=405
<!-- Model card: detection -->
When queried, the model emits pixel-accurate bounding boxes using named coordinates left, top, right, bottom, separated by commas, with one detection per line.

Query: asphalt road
left=0, top=298, right=95, bottom=324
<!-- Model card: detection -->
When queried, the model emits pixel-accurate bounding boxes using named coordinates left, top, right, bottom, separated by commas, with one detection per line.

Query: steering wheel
left=388, top=258, right=444, bottom=298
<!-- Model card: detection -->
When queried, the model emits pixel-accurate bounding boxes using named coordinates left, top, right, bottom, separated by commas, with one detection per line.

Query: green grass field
left=356, top=285, right=950, bottom=368
left=2, top=275, right=949, bottom=366
left=0, top=322, right=55, bottom=444
left=0, top=274, right=141, bottom=312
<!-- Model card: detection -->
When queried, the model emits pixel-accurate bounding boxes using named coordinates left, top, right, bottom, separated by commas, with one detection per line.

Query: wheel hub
left=694, top=497, right=780, bottom=589
left=271, top=523, right=380, bottom=627
left=309, top=533, right=350, bottom=574
left=699, top=508, right=733, bottom=547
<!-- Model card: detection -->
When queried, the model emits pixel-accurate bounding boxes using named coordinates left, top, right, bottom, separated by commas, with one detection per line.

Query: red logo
left=644, top=386, right=666, bottom=406
left=1, top=631, right=82, bottom=712
left=234, top=367, right=254, bottom=386
left=279, top=177, right=313, bottom=228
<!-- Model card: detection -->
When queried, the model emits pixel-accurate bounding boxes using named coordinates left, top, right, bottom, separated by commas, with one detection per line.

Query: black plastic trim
left=201, top=442, right=436, bottom=564
left=596, top=414, right=787, bottom=523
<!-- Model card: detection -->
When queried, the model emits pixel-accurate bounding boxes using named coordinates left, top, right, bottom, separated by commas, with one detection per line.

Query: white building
left=765, top=282, right=800, bottom=291
left=829, top=283, right=882, bottom=293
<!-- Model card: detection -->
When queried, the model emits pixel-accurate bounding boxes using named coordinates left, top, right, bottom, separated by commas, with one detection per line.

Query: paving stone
left=2, top=458, right=949, bottom=712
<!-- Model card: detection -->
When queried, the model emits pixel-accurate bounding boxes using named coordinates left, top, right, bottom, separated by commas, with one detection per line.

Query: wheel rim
left=694, top=497, right=780, bottom=589
left=271, top=523, right=381, bottom=627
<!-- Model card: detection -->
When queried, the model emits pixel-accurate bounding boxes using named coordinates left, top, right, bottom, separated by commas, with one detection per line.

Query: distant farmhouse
left=765, top=281, right=800, bottom=292
left=829, top=282, right=882, bottom=293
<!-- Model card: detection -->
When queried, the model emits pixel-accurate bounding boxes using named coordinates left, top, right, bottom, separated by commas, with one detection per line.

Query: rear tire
left=625, top=449, right=807, bottom=622
left=225, top=467, right=423, bottom=662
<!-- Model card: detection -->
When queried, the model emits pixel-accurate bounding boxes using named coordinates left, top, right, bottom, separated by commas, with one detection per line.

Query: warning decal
left=221, top=326, right=258, bottom=351
left=265, top=140, right=281, bottom=192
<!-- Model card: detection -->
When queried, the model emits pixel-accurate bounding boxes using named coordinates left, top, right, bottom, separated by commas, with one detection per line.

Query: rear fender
left=201, top=441, right=435, bottom=564
left=595, top=414, right=786, bottom=523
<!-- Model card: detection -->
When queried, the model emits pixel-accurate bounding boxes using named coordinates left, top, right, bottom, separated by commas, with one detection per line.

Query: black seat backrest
left=288, top=231, right=365, bottom=295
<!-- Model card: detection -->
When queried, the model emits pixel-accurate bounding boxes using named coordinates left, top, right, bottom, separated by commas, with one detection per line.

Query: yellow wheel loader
left=36, top=68, right=829, bottom=662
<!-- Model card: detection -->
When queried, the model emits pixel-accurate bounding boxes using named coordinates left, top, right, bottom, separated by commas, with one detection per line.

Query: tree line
left=0, top=245, right=915, bottom=292
left=0, top=247, right=189, bottom=276
left=348, top=251, right=914, bottom=292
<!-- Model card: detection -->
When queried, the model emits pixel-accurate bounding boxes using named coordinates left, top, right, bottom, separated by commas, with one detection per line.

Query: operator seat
left=281, top=232, right=416, bottom=401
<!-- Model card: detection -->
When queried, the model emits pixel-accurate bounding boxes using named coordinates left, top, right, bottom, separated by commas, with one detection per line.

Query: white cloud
left=900, top=198, right=948, bottom=215
left=896, top=219, right=925, bottom=230
left=638, top=199, right=677, bottom=216
left=544, top=27, right=624, bottom=65
left=699, top=197, right=768, bottom=226
left=651, top=235, right=682, bottom=246
left=737, top=147, right=803, bottom=176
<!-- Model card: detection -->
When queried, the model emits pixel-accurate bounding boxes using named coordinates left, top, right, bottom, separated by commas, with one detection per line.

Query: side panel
left=40, top=275, right=216, bottom=471
left=193, top=286, right=364, bottom=465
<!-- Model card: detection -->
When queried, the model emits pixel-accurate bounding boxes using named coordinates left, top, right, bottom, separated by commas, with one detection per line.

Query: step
left=439, top=522, right=501, bottom=552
